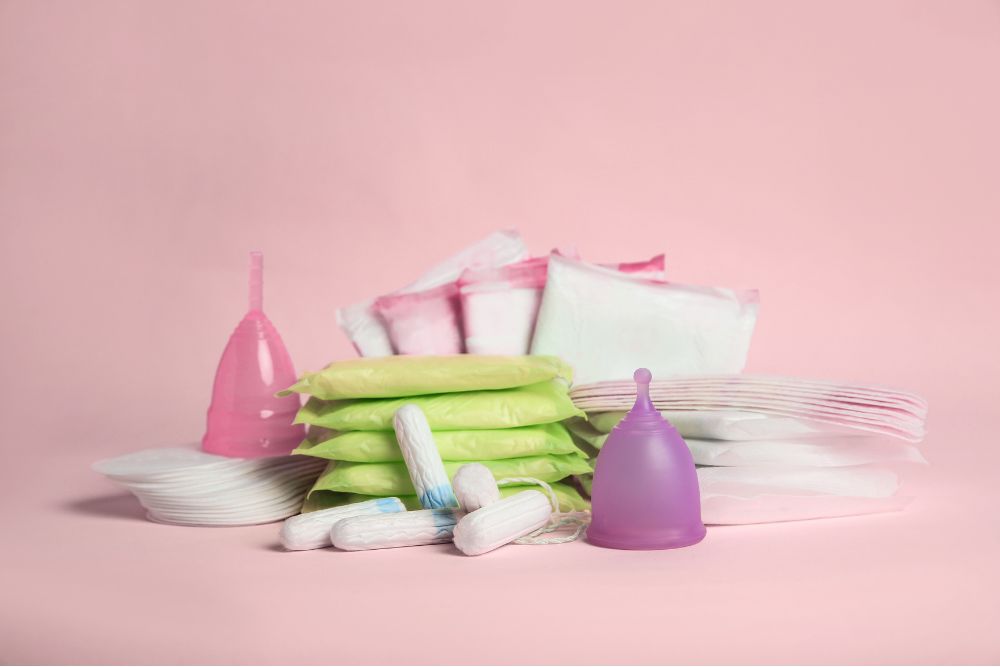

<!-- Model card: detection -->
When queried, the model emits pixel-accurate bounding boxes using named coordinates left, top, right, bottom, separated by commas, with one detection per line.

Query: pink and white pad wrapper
left=336, top=230, right=526, bottom=357
left=459, top=253, right=665, bottom=355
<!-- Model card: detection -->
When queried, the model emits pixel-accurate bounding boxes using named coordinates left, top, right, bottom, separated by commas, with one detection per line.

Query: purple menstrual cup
left=201, top=252, right=305, bottom=459
left=587, top=368, right=706, bottom=550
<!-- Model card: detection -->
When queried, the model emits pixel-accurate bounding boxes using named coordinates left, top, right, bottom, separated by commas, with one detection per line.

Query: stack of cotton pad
left=281, top=355, right=592, bottom=513
left=92, top=448, right=326, bottom=526
left=567, top=376, right=928, bottom=525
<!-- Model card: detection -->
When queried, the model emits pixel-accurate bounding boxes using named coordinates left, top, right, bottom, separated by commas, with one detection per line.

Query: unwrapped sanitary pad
left=336, top=230, right=527, bottom=356
left=459, top=253, right=666, bottom=355
left=531, top=255, right=759, bottom=384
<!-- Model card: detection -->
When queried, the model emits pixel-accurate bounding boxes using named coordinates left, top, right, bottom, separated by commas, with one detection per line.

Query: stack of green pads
left=282, top=355, right=593, bottom=513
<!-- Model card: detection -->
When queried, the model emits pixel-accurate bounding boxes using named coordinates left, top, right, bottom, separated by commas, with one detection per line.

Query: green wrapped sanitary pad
left=303, top=481, right=590, bottom=513
left=282, top=354, right=573, bottom=400
left=295, top=380, right=583, bottom=431
left=565, top=417, right=609, bottom=449
left=308, top=454, right=593, bottom=497
left=295, top=423, right=586, bottom=463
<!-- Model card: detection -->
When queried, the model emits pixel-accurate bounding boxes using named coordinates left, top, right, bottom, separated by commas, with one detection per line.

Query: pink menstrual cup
left=587, top=368, right=706, bottom=550
left=201, top=252, right=306, bottom=459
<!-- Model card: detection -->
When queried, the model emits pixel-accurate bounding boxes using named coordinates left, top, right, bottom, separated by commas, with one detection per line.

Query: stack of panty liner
left=567, top=376, right=928, bottom=524
left=281, top=355, right=592, bottom=513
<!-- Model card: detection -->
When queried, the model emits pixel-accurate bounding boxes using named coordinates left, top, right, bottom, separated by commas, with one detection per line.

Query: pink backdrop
left=2, top=1, right=998, bottom=664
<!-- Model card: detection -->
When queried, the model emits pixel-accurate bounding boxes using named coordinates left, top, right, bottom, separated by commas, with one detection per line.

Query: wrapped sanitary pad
left=459, top=253, right=666, bottom=355
left=303, top=481, right=590, bottom=513
left=294, top=380, right=582, bottom=431
left=336, top=230, right=526, bottom=356
left=294, top=423, right=583, bottom=463
left=307, top=455, right=593, bottom=497
left=282, top=354, right=572, bottom=400
left=375, top=282, right=465, bottom=355
left=531, top=255, right=758, bottom=384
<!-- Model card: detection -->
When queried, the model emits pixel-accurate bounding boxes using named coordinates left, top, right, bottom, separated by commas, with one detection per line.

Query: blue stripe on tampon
left=419, top=484, right=460, bottom=510
left=375, top=497, right=403, bottom=513
left=430, top=509, right=459, bottom=539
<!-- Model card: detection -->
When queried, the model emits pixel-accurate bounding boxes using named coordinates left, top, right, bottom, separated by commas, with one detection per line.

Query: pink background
left=2, top=0, right=999, bottom=663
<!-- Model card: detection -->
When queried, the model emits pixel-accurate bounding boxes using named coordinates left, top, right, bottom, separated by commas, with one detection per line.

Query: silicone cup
left=202, top=252, right=305, bottom=458
left=587, top=368, right=707, bottom=550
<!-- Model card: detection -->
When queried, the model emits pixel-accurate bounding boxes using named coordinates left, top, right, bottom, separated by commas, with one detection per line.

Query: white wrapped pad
left=331, top=509, right=463, bottom=551
left=279, top=497, right=406, bottom=551
left=531, top=255, right=758, bottom=384
left=453, top=490, right=552, bottom=556
left=393, top=404, right=459, bottom=509
left=452, top=463, right=501, bottom=512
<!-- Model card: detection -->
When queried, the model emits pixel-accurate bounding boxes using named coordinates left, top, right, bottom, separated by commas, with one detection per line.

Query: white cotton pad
left=453, top=490, right=552, bottom=556
left=336, top=230, right=527, bottom=357
left=279, top=497, right=406, bottom=551
left=531, top=255, right=758, bottom=385
left=330, top=509, right=463, bottom=551
left=451, top=463, right=501, bottom=512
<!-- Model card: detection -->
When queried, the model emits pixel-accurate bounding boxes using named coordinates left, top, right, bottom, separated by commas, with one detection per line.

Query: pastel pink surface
left=1, top=0, right=999, bottom=664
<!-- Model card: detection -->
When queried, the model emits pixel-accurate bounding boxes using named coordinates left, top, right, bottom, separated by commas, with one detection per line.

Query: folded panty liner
left=294, top=423, right=585, bottom=463
left=574, top=465, right=906, bottom=523
left=307, top=455, right=594, bottom=497
left=294, top=380, right=583, bottom=431
left=301, top=481, right=590, bottom=513
left=700, top=494, right=912, bottom=525
left=530, top=255, right=759, bottom=385
left=282, top=354, right=573, bottom=400
left=580, top=410, right=873, bottom=440
left=578, top=403, right=925, bottom=442
left=566, top=418, right=925, bottom=467
left=375, top=282, right=465, bottom=355
left=459, top=253, right=666, bottom=355
left=336, top=230, right=527, bottom=357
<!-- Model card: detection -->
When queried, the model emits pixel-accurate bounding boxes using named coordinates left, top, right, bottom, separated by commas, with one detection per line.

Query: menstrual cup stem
left=633, top=368, right=655, bottom=412
left=249, top=251, right=263, bottom=311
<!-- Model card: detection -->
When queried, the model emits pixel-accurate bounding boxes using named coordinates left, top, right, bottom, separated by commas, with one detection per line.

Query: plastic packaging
left=294, top=422, right=582, bottom=463
left=330, top=508, right=463, bottom=551
left=531, top=255, right=758, bottom=385
left=375, top=282, right=465, bottom=355
left=337, top=231, right=526, bottom=357
left=459, top=253, right=666, bottom=355
left=451, top=463, right=502, bottom=512
left=453, top=490, right=553, bottom=556
left=393, top=405, right=459, bottom=509
left=307, top=454, right=592, bottom=497
left=282, top=354, right=572, bottom=400
left=279, top=497, right=406, bottom=550
left=295, top=380, right=582, bottom=431
left=202, top=252, right=306, bottom=459
left=303, top=480, right=590, bottom=514
left=588, top=369, right=706, bottom=550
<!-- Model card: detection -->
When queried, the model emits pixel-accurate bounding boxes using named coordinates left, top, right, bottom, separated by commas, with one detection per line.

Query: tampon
left=453, top=490, right=552, bottom=556
left=330, top=508, right=463, bottom=551
left=393, top=404, right=459, bottom=509
left=279, top=497, right=406, bottom=551
left=452, top=463, right=501, bottom=512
